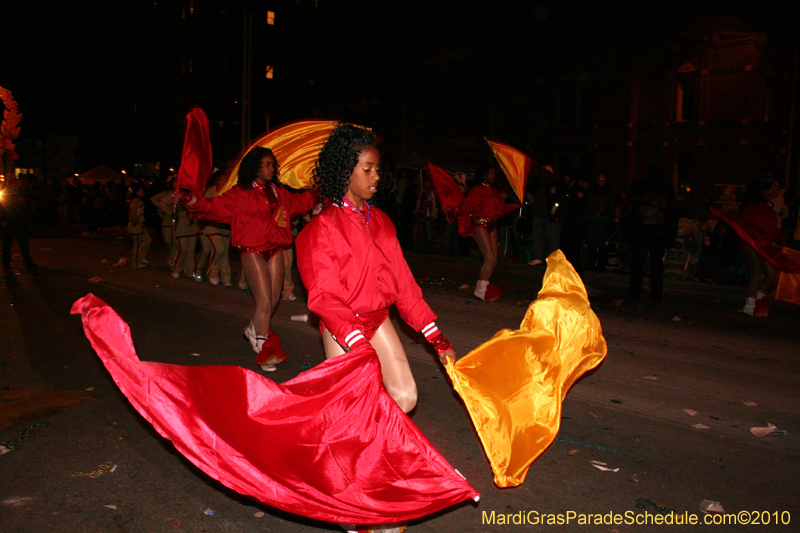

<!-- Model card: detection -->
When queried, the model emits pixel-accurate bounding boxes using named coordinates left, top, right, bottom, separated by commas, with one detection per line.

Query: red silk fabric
left=176, top=107, right=213, bottom=196
left=711, top=205, right=800, bottom=274
left=70, top=294, right=478, bottom=525
left=425, top=161, right=465, bottom=213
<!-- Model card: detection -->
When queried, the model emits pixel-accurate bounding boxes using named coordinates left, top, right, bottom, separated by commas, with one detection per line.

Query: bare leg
left=758, top=258, right=779, bottom=295
left=741, top=245, right=764, bottom=299
left=242, top=252, right=284, bottom=337
left=473, top=226, right=498, bottom=281
left=322, top=321, right=417, bottom=413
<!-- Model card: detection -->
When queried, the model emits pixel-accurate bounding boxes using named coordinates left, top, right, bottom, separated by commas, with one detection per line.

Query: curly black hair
left=238, top=147, right=280, bottom=191
left=313, top=123, right=380, bottom=206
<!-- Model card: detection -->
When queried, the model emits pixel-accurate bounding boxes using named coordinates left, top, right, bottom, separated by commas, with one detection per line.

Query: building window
left=676, top=64, right=696, bottom=122
left=267, top=11, right=275, bottom=25
left=266, top=65, right=274, bottom=79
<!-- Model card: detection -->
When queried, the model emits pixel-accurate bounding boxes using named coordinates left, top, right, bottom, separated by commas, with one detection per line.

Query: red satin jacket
left=184, top=182, right=314, bottom=249
left=296, top=203, right=439, bottom=349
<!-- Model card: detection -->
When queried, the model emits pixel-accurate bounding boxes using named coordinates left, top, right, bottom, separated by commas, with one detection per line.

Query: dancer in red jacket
left=297, top=124, right=456, bottom=533
left=297, top=124, right=456, bottom=410
left=179, top=147, right=315, bottom=370
left=453, top=167, right=518, bottom=301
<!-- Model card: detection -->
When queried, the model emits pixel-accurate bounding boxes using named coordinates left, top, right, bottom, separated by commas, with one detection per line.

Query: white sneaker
left=742, top=297, right=756, bottom=316
left=192, top=272, right=203, bottom=282
left=244, top=322, right=258, bottom=353
left=238, top=279, right=248, bottom=290
left=223, top=281, right=233, bottom=287
left=209, top=277, right=219, bottom=285
left=260, top=364, right=277, bottom=372
left=171, top=272, right=180, bottom=279
left=281, top=293, right=297, bottom=301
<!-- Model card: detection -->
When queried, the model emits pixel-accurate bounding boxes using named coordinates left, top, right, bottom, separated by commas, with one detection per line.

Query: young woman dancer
left=178, top=147, right=315, bottom=370
left=452, top=166, right=518, bottom=301
left=738, top=180, right=783, bottom=317
left=296, top=123, right=456, bottom=533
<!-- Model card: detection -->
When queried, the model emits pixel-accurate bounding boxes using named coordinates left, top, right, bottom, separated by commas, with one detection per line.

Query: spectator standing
left=624, top=165, right=676, bottom=302
left=554, top=168, right=587, bottom=278
left=151, top=176, right=178, bottom=266
left=585, top=173, right=615, bottom=271
left=126, top=182, right=151, bottom=268
left=194, top=171, right=233, bottom=287
left=526, top=165, right=560, bottom=265
left=1, top=177, right=37, bottom=272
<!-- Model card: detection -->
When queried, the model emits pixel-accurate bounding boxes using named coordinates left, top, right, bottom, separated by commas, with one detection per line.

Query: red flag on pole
left=485, top=138, right=531, bottom=203
left=176, top=107, right=213, bottom=195
left=424, top=160, right=464, bottom=212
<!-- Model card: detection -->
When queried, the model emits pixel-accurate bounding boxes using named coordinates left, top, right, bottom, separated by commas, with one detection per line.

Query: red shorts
left=319, top=309, right=390, bottom=342
left=472, top=217, right=497, bottom=233
left=238, top=245, right=285, bottom=261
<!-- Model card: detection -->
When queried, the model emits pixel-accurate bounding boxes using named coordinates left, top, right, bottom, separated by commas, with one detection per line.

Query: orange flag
left=445, top=250, right=607, bottom=487
left=485, top=138, right=531, bottom=203
left=176, top=107, right=213, bottom=195
left=776, top=247, right=800, bottom=306
left=424, top=160, right=465, bottom=212
left=221, top=120, right=339, bottom=193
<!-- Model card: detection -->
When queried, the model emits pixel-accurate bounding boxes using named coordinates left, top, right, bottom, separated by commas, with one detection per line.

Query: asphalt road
left=1, top=228, right=798, bottom=533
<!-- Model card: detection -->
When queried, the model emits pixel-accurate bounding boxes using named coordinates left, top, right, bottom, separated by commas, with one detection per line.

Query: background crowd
left=3, top=160, right=800, bottom=316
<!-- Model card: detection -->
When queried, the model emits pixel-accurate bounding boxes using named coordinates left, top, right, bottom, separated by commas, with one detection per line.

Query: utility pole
left=241, top=8, right=253, bottom=151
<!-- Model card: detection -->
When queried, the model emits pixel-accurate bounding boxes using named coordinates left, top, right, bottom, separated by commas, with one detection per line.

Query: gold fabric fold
left=221, top=120, right=338, bottom=192
left=776, top=247, right=800, bottom=306
left=485, top=138, right=531, bottom=203
left=445, top=250, right=607, bottom=487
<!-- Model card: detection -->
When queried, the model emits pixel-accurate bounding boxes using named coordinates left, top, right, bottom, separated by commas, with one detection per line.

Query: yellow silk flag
left=776, top=247, right=800, bottom=306
left=221, top=120, right=338, bottom=193
left=485, top=138, right=532, bottom=203
left=445, top=250, right=607, bottom=487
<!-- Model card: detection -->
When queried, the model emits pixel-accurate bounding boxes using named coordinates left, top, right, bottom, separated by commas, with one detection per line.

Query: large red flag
left=424, top=160, right=465, bottom=212
left=71, top=294, right=478, bottom=525
left=485, top=138, right=531, bottom=203
left=424, top=161, right=471, bottom=237
left=175, top=107, right=213, bottom=195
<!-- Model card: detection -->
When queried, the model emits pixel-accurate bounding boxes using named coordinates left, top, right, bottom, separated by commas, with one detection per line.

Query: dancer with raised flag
left=174, top=112, right=317, bottom=371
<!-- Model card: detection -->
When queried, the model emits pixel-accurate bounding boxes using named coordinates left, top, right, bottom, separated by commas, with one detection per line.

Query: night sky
left=3, top=0, right=799, bottom=174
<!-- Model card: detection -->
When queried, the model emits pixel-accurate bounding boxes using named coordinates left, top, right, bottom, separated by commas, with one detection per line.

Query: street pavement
left=1, top=227, right=798, bottom=533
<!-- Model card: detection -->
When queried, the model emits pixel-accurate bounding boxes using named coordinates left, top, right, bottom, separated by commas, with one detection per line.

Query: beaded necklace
left=342, top=197, right=371, bottom=227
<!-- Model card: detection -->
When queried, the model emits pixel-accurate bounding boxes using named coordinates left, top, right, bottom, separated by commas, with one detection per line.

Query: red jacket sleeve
left=296, top=215, right=366, bottom=349
left=184, top=189, right=237, bottom=225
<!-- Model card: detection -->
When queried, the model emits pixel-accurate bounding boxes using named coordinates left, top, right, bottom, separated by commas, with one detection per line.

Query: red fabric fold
left=70, top=294, right=478, bottom=525
left=711, top=205, right=800, bottom=274
left=425, top=161, right=465, bottom=212
left=176, top=107, right=213, bottom=196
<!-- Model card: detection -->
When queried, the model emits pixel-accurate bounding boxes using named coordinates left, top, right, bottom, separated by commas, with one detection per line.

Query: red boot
left=484, top=283, right=502, bottom=302
left=753, top=295, right=770, bottom=318
left=255, top=330, right=288, bottom=370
